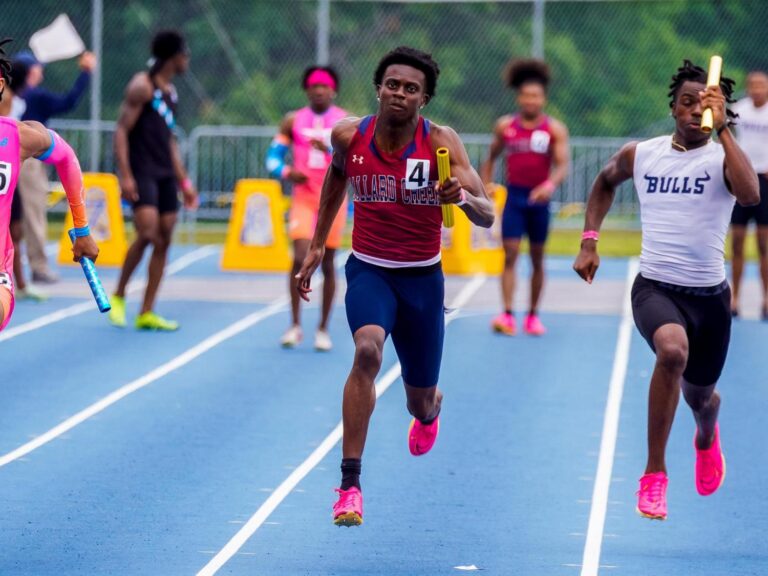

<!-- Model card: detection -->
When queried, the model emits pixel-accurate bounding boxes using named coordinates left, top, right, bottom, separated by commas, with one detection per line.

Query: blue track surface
left=1, top=251, right=766, bottom=575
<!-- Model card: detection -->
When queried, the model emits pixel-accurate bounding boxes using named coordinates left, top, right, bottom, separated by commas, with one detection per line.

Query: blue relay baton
left=68, top=228, right=111, bottom=313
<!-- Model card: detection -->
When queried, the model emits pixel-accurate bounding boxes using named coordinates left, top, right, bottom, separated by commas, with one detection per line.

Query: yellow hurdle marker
left=701, top=55, right=723, bottom=134
left=436, top=147, right=454, bottom=228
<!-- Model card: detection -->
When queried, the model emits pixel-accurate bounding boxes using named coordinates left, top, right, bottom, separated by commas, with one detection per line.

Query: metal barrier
left=46, top=122, right=639, bottom=224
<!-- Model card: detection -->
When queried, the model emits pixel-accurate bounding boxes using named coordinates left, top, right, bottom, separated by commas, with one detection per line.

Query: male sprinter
left=111, top=30, right=198, bottom=331
left=729, top=70, right=768, bottom=318
left=480, top=59, right=569, bottom=336
left=574, top=61, right=758, bottom=520
left=296, top=46, right=495, bottom=526
left=0, top=38, right=99, bottom=331
left=267, top=66, right=348, bottom=350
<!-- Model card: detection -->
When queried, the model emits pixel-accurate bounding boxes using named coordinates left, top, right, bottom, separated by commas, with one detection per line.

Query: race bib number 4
left=0, top=162, right=12, bottom=196
left=405, top=158, right=431, bottom=190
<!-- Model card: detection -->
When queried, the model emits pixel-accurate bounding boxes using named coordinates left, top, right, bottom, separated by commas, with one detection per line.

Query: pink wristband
left=280, top=165, right=291, bottom=180
left=456, top=188, right=468, bottom=207
left=542, top=178, right=556, bottom=193
left=582, top=230, right=600, bottom=242
left=181, top=177, right=193, bottom=193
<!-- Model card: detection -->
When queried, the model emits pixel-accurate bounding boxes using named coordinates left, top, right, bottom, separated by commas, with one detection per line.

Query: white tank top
left=633, top=135, right=734, bottom=287
left=733, top=98, right=768, bottom=173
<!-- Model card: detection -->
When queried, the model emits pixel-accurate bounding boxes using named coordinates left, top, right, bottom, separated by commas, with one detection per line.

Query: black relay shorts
left=10, top=190, right=22, bottom=223
left=731, top=174, right=768, bottom=226
left=631, top=274, right=731, bottom=386
left=133, top=174, right=179, bottom=215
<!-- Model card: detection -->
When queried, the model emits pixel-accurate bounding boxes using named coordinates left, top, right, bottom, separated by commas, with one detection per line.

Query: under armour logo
left=0, top=138, right=7, bottom=147
left=352, top=155, right=364, bottom=165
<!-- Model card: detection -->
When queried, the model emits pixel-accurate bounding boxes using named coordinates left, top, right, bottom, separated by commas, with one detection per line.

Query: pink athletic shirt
left=503, top=114, right=554, bottom=189
left=0, top=117, right=21, bottom=328
left=291, top=105, right=348, bottom=199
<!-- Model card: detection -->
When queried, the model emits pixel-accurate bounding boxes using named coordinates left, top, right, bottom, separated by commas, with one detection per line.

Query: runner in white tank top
left=573, top=60, right=759, bottom=521
left=728, top=71, right=768, bottom=318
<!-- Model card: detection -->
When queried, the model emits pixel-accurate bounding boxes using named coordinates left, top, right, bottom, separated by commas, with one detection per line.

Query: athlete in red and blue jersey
left=481, top=59, right=569, bottom=337
left=296, top=47, right=494, bottom=527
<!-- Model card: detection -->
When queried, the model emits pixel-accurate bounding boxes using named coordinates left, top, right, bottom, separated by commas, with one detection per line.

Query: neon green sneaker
left=108, top=294, right=127, bottom=328
left=17, top=285, right=48, bottom=302
left=135, top=311, right=179, bottom=331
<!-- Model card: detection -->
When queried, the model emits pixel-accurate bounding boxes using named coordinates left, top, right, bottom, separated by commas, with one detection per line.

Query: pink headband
left=306, top=70, right=337, bottom=91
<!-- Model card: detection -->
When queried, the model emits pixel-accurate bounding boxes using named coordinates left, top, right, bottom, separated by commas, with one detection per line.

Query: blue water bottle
left=68, top=228, right=111, bottom=313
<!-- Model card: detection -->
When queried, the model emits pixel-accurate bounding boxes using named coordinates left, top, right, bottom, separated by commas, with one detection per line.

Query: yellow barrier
left=441, top=185, right=507, bottom=275
left=221, top=178, right=291, bottom=272
left=58, top=173, right=128, bottom=267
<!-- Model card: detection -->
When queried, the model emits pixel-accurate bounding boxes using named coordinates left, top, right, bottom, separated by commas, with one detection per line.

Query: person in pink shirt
left=0, top=38, right=98, bottom=331
left=267, top=66, right=349, bottom=351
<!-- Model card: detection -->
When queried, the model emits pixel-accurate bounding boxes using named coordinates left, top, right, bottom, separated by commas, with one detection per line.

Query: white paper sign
left=29, top=14, right=86, bottom=63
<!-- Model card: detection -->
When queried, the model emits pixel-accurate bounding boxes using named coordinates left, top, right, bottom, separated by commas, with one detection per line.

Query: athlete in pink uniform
left=481, top=59, right=569, bottom=336
left=296, top=47, right=495, bottom=526
left=0, top=38, right=98, bottom=330
left=267, top=66, right=349, bottom=351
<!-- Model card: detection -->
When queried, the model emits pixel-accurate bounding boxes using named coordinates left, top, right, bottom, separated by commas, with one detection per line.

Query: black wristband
left=716, top=123, right=730, bottom=137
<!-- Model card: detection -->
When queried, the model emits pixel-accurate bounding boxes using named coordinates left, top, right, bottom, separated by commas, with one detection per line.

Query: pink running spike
left=524, top=314, right=547, bottom=336
left=408, top=417, right=440, bottom=456
left=491, top=312, right=516, bottom=335
left=636, top=471, right=668, bottom=520
left=695, top=423, right=726, bottom=496
left=333, top=487, right=363, bottom=527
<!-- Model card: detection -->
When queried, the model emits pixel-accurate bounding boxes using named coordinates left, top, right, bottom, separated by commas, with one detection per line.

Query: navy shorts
left=501, top=185, right=550, bottom=243
left=631, top=274, right=731, bottom=386
left=345, top=254, right=445, bottom=388
left=731, top=174, right=768, bottom=226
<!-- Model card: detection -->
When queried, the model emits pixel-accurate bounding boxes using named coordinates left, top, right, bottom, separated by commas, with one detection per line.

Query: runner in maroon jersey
left=296, top=46, right=495, bottom=527
left=481, top=59, right=569, bottom=336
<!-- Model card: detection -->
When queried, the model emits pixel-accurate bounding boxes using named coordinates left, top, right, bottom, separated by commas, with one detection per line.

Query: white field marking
left=0, top=297, right=288, bottom=469
left=580, top=257, right=638, bottom=576
left=196, top=274, right=487, bottom=576
left=0, top=245, right=218, bottom=343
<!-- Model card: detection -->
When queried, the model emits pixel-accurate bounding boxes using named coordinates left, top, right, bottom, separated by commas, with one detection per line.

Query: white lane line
left=196, top=274, right=487, bottom=576
left=0, top=296, right=288, bottom=469
left=580, top=257, right=638, bottom=576
left=0, top=245, right=218, bottom=343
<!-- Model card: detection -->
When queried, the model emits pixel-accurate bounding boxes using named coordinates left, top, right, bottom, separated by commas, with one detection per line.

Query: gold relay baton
left=701, top=55, right=723, bottom=134
left=436, top=147, right=454, bottom=228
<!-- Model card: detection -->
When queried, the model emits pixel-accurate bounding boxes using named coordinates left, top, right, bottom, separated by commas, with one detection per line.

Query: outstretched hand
left=295, top=246, right=325, bottom=302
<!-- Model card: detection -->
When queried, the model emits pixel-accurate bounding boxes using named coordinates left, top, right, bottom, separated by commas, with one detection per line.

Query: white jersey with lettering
left=733, top=98, right=768, bottom=173
left=633, top=135, right=734, bottom=287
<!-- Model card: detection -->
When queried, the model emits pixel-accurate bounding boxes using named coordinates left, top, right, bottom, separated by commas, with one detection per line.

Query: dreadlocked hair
left=504, top=58, right=550, bottom=91
left=668, top=59, right=738, bottom=121
left=0, top=38, right=13, bottom=85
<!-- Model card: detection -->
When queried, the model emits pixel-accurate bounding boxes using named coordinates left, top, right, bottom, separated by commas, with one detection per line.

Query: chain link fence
left=5, top=0, right=767, bottom=222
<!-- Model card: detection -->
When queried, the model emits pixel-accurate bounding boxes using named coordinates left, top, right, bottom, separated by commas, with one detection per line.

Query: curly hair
left=504, top=58, right=550, bottom=91
left=373, top=46, right=440, bottom=99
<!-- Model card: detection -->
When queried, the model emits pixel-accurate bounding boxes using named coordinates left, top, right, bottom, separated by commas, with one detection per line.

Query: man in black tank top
left=110, top=30, right=198, bottom=331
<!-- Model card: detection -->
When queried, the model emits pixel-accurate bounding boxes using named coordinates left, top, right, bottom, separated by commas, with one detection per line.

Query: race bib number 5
left=405, top=158, right=431, bottom=190
left=0, top=162, right=12, bottom=196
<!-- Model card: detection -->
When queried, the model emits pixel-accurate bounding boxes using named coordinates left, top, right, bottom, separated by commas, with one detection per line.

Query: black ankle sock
left=340, top=458, right=362, bottom=490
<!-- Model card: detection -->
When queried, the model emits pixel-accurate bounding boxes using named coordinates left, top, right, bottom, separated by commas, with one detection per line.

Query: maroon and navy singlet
left=501, top=114, right=555, bottom=242
left=343, top=115, right=445, bottom=388
left=346, top=114, right=442, bottom=267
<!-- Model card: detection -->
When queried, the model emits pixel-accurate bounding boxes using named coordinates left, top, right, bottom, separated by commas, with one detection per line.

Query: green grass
left=48, top=219, right=762, bottom=261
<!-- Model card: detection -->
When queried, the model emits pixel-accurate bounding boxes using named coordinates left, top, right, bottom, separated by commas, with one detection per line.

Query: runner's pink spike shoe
left=408, top=417, right=440, bottom=456
left=333, top=487, right=363, bottom=527
left=524, top=314, right=547, bottom=336
left=636, top=471, right=668, bottom=520
left=695, top=423, right=726, bottom=496
left=491, top=312, right=516, bottom=335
